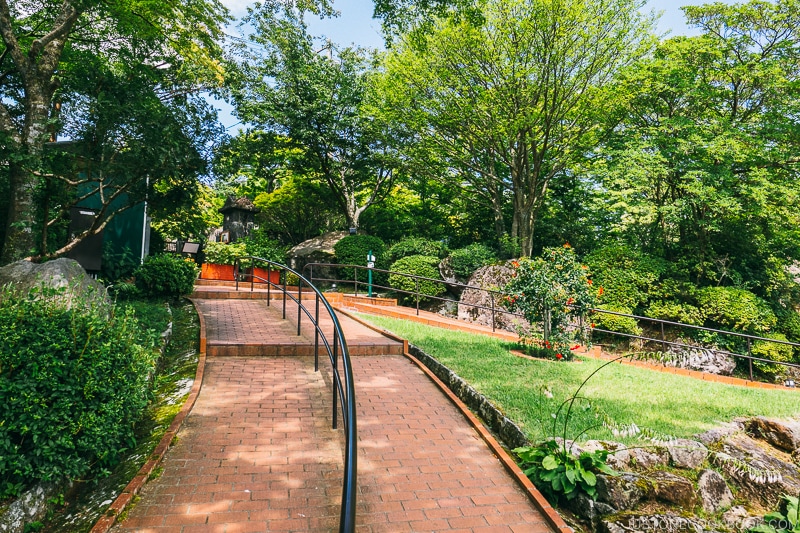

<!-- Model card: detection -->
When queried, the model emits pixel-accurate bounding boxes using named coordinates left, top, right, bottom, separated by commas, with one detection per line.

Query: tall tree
left=228, top=8, right=397, bottom=231
left=597, top=0, right=800, bottom=286
left=381, top=0, right=655, bottom=256
left=0, top=0, right=229, bottom=262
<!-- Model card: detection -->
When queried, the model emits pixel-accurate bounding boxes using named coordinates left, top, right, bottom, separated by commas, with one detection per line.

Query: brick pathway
left=107, top=288, right=565, bottom=532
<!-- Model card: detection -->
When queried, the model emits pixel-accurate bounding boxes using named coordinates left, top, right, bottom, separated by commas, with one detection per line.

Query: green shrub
left=644, top=300, right=704, bottom=326
left=388, top=255, right=446, bottom=301
left=241, top=231, right=287, bottom=263
left=751, top=333, right=795, bottom=378
left=585, top=245, right=665, bottom=311
left=592, top=305, right=642, bottom=337
left=448, top=243, right=497, bottom=280
left=697, top=286, right=777, bottom=334
left=386, top=237, right=448, bottom=263
left=334, top=235, right=387, bottom=283
left=109, top=280, right=141, bottom=301
left=134, top=254, right=199, bottom=299
left=202, top=241, right=247, bottom=265
left=0, top=287, right=157, bottom=498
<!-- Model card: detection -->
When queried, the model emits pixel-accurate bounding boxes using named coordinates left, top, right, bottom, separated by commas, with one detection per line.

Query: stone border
left=90, top=300, right=208, bottom=533
left=336, top=307, right=573, bottom=533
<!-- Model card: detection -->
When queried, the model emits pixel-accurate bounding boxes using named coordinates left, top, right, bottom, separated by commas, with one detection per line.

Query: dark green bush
left=592, top=305, right=642, bottom=337
left=386, top=237, right=448, bottom=263
left=448, top=243, right=497, bottom=280
left=202, top=241, right=246, bottom=265
left=334, top=235, right=387, bottom=283
left=241, top=230, right=287, bottom=263
left=134, top=254, right=199, bottom=299
left=0, top=287, right=157, bottom=498
left=751, top=333, right=795, bottom=378
left=696, top=286, right=777, bottom=334
left=389, top=255, right=446, bottom=301
left=644, top=300, right=704, bottom=326
left=585, top=245, right=666, bottom=311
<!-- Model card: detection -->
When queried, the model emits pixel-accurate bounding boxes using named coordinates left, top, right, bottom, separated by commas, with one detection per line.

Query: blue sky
left=215, top=0, right=729, bottom=129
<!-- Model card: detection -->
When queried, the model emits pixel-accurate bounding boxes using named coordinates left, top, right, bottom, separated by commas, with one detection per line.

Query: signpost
left=367, top=250, right=376, bottom=297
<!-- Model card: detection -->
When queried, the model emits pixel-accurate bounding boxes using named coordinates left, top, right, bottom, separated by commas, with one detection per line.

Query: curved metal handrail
left=233, top=256, right=357, bottom=533
left=303, top=262, right=800, bottom=381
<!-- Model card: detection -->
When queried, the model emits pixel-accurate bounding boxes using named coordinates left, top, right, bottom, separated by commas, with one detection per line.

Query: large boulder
left=745, top=417, right=800, bottom=452
left=287, top=231, right=348, bottom=278
left=458, top=261, right=527, bottom=332
left=649, top=471, right=697, bottom=507
left=595, top=473, right=653, bottom=511
left=0, top=258, right=109, bottom=312
left=667, top=439, right=708, bottom=469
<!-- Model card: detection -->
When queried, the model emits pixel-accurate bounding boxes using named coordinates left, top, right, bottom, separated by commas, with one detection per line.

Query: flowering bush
left=503, top=245, right=599, bottom=360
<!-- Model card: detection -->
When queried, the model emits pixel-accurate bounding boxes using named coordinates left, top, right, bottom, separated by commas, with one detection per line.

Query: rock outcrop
left=458, top=261, right=527, bottom=332
left=0, top=258, right=109, bottom=312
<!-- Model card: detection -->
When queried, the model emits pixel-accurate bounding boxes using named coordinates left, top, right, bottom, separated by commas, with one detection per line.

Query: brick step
left=207, top=342, right=403, bottom=357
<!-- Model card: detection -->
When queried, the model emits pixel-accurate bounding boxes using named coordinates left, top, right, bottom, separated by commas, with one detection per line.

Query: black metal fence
left=233, top=256, right=357, bottom=533
left=304, top=262, right=800, bottom=383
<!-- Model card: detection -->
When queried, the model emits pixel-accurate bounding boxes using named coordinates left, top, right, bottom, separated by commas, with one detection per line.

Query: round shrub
left=448, top=243, right=497, bottom=280
left=696, top=286, right=777, bottom=334
left=388, top=255, right=446, bottom=301
left=134, top=253, right=199, bottom=299
left=202, top=241, right=247, bottom=265
left=241, top=231, right=287, bottom=263
left=334, top=235, right=387, bottom=284
left=751, top=333, right=795, bottom=378
left=585, top=245, right=665, bottom=311
left=0, top=288, right=157, bottom=497
left=644, top=300, right=704, bottom=326
left=592, top=305, right=642, bottom=337
left=386, top=237, right=448, bottom=263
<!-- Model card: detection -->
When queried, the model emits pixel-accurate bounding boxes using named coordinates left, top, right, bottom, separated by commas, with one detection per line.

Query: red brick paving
left=106, top=288, right=564, bottom=532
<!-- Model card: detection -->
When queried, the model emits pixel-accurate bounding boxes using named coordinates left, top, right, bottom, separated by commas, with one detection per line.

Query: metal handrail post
left=267, top=264, right=271, bottom=306
left=315, top=294, right=320, bottom=371
left=354, top=267, right=358, bottom=297
left=250, top=257, right=254, bottom=292
left=234, top=260, right=239, bottom=291
left=332, top=333, right=339, bottom=430
left=283, top=269, right=287, bottom=320
left=661, top=322, right=666, bottom=355
left=748, top=337, right=753, bottom=380
left=490, top=293, right=496, bottom=332
left=415, top=278, right=420, bottom=316
left=297, top=278, right=303, bottom=336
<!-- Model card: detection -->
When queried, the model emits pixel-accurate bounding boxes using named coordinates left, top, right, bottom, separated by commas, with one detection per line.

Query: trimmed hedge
left=334, top=235, right=387, bottom=284
left=448, top=244, right=497, bottom=280
left=388, top=255, right=446, bottom=302
left=386, top=237, right=448, bottom=263
left=0, top=287, right=157, bottom=498
left=134, top=253, right=199, bottom=299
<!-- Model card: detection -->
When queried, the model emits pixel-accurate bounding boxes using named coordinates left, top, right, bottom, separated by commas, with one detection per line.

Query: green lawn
left=358, top=314, right=800, bottom=444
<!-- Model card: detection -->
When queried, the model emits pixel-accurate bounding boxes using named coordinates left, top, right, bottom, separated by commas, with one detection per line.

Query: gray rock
left=696, top=420, right=745, bottom=446
left=667, top=438, right=708, bottom=469
left=0, top=258, right=110, bottom=313
left=0, top=483, right=60, bottom=533
left=713, top=432, right=800, bottom=507
left=628, top=447, right=669, bottom=470
left=745, top=417, right=800, bottom=452
left=649, top=471, right=697, bottom=507
left=457, top=261, right=528, bottom=333
left=600, top=514, right=704, bottom=533
left=665, top=339, right=736, bottom=375
left=596, top=473, right=653, bottom=510
left=723, top=506, right=759, bottom=531
left=287, top=231, right=347, bottom=275
left=697, top=469, right=733, bottom=513
left=567, top=492, right=616, bottom=521
left=583, top=440, right=631, bottom=469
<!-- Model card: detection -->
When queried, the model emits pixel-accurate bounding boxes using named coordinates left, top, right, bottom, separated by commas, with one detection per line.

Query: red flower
left=587, top=279, right=593, bottom=285
left=566, top=297, right=574, bottom=305
left=545, top=341, right=551, bottom=348
left=590, top=323, right=596, bottom=328
left=598, top=287, right=605, bottom=296
left=571, top=345, right=580, bottom=350
left=556, top=353, right=563, bottom=360
left=563, top=243, right=571, bottom=248
left=511, top=260, right=520, bottom=268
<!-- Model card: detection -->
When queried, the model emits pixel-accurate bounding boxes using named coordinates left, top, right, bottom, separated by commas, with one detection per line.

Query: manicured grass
left=359, top=314, right=800, bottom=444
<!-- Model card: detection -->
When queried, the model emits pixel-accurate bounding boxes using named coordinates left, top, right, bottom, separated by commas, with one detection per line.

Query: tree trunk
left=1, top=161, right=38, bottom=263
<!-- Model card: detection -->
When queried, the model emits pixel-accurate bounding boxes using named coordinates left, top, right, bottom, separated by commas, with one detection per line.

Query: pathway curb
left=89, top=299, right=208, bottom=533
left=335, top=307, right=574, bottom=533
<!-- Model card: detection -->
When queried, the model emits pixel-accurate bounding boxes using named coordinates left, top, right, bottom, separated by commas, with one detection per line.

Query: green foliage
left=388, top=255, right=446, bottom=301
left=750, top=494, right=800, bottom=533
left=448, top=243, right=497, bottom=280
left=386, top=237, right=448, bottom=263
left=585, top=245, right=665, bottom=311
left=592, top=305, right=642, bottom=337
left=697, top=286, right=777, bottom=334
left=334, top=235, right=388, bottom=284
left=504, top=246, right=598, bottom=357
left=202, top=241, right=247, bottom=265
left=240, top=230, right=287, bottom=263
left=109, top=281, right=141, bottom=301
left=751, top=333, right=795, bottom=378
left=515, top=439, right=615, bottom=502
left=644, top=300, right=704, bottom=326
left=101, top=245, right=140, bottom=283
left=0, top=286, right=158, bottom=498
left=133, top=254, right=199, bottom=299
